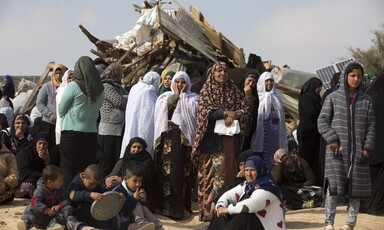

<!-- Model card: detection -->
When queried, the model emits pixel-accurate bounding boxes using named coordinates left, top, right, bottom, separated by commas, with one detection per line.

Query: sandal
left=339, top=224, right=354, bottom=230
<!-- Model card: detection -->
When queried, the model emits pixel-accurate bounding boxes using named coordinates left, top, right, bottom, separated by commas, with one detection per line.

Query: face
left=124, top=175, right=142, bottom=192
left=163, top=75, right=173, bottom=88
left=265, top=79, right=274, bottom=92
left=48, top=174, right=64, bottom=190
left=281, top=154, right=294, bottom=168
left=239, top=162, right=245, bottom=171
left=213, top=67, right=229, bottom=85
left=53, top=69, right=63, bottom=82
left=14, top=118, right=28, bottom=132
left=347, top=69, right=363, bottom=91
left=245, top=76, right=257, bottom=89
left=81, top=174, right=101, bottom=191
left=35, top=140, right=48, bottom=153
left=67, top=73, right=73, bottom=83
left=174, top=77, right=187, bottom=93
left=315, top=85, right=322, bottom=95
left=245, top=167, right=257, bottom=183
left=130, top=142, right=143, bottom=154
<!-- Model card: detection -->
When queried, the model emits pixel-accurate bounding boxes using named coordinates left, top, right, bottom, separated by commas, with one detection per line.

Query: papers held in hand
left=214, top=119, right=240, bottom=136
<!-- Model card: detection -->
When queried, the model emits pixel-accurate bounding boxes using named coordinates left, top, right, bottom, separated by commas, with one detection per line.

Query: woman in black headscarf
left=105, top=137, right=156, bottom=210
left=297, top=77, right=322, bottom=185
left=14, top=132, right=51, bottom=198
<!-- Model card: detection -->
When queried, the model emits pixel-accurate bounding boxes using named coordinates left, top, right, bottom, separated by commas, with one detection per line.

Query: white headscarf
left=251, top=72, right=287, bottom=152
left=154, top=71, right=198, bottom=146
left=0, top=98, right=13, bottom=127
left=120, top=71, right=161, bottom=158
left=55, top=69, right=73, bottom=144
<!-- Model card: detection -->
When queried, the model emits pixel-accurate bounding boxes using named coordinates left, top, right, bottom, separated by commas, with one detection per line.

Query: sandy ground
left=1, top=199, right=383, bottom=230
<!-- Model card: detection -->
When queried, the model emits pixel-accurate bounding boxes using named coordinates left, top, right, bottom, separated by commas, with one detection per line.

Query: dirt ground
left=1, top=199, right=383, bottom=230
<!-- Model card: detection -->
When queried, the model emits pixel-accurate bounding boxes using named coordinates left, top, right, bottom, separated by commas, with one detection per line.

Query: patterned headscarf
left=73, top=56, right=104, bottom=103
left=100, top=63, right=124, bottom=84
left=192, top=62, right=250, bottom=162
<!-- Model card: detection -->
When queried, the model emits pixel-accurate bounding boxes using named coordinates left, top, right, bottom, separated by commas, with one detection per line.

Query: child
left=17, top=165, right=72, bottom=230
left=113, top=167, right=163, bottom=230
left=318, top=62, right=375, bottom=230
left=66, top=164, right=122, bottom=230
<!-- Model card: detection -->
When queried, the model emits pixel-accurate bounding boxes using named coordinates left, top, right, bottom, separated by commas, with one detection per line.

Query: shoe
left=81, top=226, right=97, bottom=230
left=17, top=220, right=27, bottom=230
left=128, top=222, right=155, bottom=230
left=48, top=223, right=64, bottom=230
left=324, top=225, right=334, bottom=230
left=302, top=200, right=315, bottom=209
left=339, top=224, right=354, bottom=230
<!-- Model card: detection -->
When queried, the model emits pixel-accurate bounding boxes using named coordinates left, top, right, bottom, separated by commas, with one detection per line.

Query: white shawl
left=251, top=72, right=287, bottom=152
left=154, top=71, right=198, bottom=146
left=55, top=69, right=73, bottom=144
left=120, top=71, right=160, bottom=158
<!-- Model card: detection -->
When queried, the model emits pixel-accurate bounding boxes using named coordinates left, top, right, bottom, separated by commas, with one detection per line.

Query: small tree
left=348, top=23, right=384, bottom=73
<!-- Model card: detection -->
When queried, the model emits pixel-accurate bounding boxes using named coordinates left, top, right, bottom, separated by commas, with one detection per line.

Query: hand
left=119, top=193, right=126, bottom=202
left=273, top=152, right=282, bottom=164
left=224, top=115, right=234, bottom=127
left=216, top=207, right=229, bottom=218
left=363, top=150, right=370, bottom=158
left=236, top=168, right=245, bottom=178
left=138, top=188, right=147, bottom=202
left=15, top=128, right=25, bottom=139
left=172, top=83, right=179, bottom=96
left=38, top=149, right=50, bottom=164
left=133, top=189, right=140, bottom=200
left=51, top=205, right=61, bottom=212
left=49, top=113, right=55, bottom=121
left=329, top=142, right=339, bottom=153
left=105, top=176, right=120, bottom=188
left=47, top=208, right=58, bottom=217
left=90, top=192, right=103, bottom=201
left=244, top=84, right=252, bottom=94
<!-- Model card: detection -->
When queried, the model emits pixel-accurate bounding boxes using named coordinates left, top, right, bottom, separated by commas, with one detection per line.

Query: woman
left=192, top=61, right=249, bottom=221
left=209, top=155, right=286, bottom=230
left=15, top=132, right=51, bottom=198
left=251, top=72, right=287, bottom=172
left=0, top=114, right=33, bottom=156
left=0, top=98, right=14, bottom=128
left=241, top=70, right=259, bottom=151
left=105, top=137, right=155, bottom=209
left=2, top=74, right=15, bottom=110
left=59, top=56, right=104, bottom=188
left=157, top=70, right=175, bottom=96
left=120, top=71, right=160, bottom=159
left=297, top=77, right=322, bottom=185
left=154, top=71, right=198, bottom=219
left=55, top=69, right=73, bottom=145
left=98, top=63, right=128, bottom=174
left=0, top=142, right=18, bottom=204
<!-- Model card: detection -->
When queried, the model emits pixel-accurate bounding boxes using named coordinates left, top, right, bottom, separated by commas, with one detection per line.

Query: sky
left=0, top=0, right=383, bottom=76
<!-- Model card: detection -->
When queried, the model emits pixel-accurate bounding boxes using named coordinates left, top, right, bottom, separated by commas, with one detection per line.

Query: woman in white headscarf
left=0, top=98, right=14, bottom=128
left=120, top=71, right=161, bottom=159
left=251, top=72, right=287, bottom=172
left=55, top=69, right=73, bottom=145
left=153, top=71, right=198, bottom=220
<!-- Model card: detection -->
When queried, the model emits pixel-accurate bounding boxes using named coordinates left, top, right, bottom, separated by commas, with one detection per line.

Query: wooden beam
left=20, top=62, right=55, bottom=114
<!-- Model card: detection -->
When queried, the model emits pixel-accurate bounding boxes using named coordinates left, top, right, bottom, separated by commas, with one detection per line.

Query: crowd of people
left=0, top=58, right=382, bottom=230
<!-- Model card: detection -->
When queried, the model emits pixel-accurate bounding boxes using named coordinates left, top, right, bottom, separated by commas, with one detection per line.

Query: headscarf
left=2, top=75, right=15, bottom=99
left=59, top=69, right=73, bottom=88
left=365, top=71, right=377, bottom=85
left=11, top=114, right=31, bottom=137
left=192, top=62, right=250, bottom=160
left=300, top=77, right=322, bottom=96
left=121, top=137, right=151, bottom=176
left=243, top=155, right=282, bottom=201
left=251, top=71, right=286, bottom=153
left=51, top=64, right=68, bottom=87
left=242, top=70, right=259, bottom=97
left=73, top=56, right=104, bottom=103
left=100, top=63, right=124, bottom=84
left=55, top=69, right=73, bottom=144
left=4, top=75, right=13, bottom=84
left=0, top=98, right=13, bottom=127
left=157, top=70, right=175, bottom=95
left=154, top=71, right=199, bottom=145
left=120, top=71, right=161, bottom=158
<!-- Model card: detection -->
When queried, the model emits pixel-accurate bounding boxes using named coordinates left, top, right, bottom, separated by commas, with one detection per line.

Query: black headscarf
left=121, top=137, right=151, bottom=176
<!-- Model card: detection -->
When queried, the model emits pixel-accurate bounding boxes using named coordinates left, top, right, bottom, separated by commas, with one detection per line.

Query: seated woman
left=15, top=132, right=52, bottom=198
left=0, top=142, right=18, bottom=204
left=0, top=114, right=33, bottom=156
left=208, top=155, right=286, bottom=230
left=105, top=137, right=156, bottom=209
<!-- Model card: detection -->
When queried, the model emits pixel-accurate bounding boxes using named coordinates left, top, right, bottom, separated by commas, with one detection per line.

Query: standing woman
left=58, top=56, right=104, bottom=188
left=157, top=70, right=175, bottom=96
left=154, top=71, right=198, bottom=219
left=98, top=63, right=128, bottom=174
left=297, top=77, right=323, bottom=185
left=251, top=72, right=287, bottom=172
left=241, top=70, right=259, bottom=151
left=192, top=62, right=249, bottom=222
left=120, top=71, right=160, bottom=159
